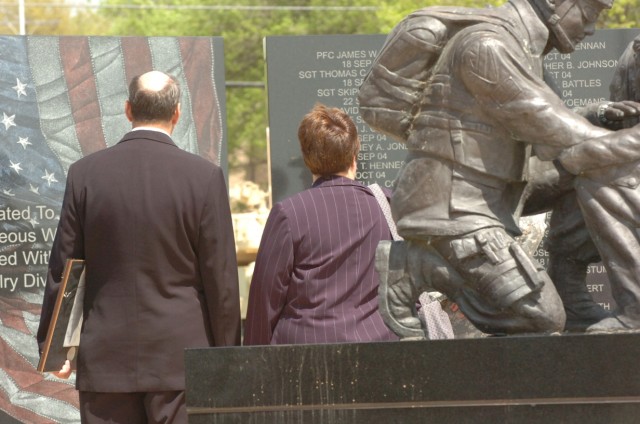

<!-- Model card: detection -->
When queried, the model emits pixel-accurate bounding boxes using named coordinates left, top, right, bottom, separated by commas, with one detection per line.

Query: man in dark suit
left=37, top=71, right=241, bottom=423
left=243, top=103, right=399, bottom=345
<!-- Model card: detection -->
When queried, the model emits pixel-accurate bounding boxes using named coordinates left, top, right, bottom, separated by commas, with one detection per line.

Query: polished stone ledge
left=185, top=333, right=640, bottom=423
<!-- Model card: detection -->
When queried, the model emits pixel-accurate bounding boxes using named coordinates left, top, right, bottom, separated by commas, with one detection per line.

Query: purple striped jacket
left=244, top=176, right=399, bottom=345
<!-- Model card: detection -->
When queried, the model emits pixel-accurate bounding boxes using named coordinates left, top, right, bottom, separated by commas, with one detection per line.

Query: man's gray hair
left=128, top=73, right=180, bottom=123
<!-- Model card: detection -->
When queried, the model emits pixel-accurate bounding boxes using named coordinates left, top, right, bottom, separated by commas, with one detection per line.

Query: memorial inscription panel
left=265, top=34, right=397, bottom=202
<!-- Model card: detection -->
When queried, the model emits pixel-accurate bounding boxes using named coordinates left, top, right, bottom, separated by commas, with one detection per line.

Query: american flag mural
left=0, top=35, right=227, bottom=423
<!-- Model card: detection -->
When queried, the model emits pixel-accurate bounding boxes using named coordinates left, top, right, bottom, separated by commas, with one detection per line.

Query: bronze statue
left=556, top=34, right=640, bottom=333
left=360, top=0, right=640, bottom=337
left=609, top=34, right=640, bottom=128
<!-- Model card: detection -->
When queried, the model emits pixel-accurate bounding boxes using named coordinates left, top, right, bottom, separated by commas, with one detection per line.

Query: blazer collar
left=117, top=129, right=177, bottom=147
left=312, top=175, right=363, bottom=189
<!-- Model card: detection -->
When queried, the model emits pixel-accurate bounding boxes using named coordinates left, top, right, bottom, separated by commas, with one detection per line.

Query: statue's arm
left=558, top=127, right=640, bottom=174
left=457, top=31, right=609, bottom=161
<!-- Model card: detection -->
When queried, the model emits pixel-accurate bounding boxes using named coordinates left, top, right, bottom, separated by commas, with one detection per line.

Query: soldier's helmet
left=529, top=0, right=613, bottom=53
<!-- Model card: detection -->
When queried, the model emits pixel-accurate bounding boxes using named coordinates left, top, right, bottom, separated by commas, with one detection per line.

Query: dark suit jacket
left=243, top=176, right=398, bottom=345
left=37, top=129, right=240, bottom=392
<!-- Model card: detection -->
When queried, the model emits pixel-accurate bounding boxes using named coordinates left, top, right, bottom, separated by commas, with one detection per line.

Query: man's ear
left=172, top=103, right=181, bottom=126
left=125, top=100, right=134, bottom=123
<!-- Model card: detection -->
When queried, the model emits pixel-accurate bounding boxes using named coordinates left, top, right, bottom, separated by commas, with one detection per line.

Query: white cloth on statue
left=418, top=291, right=455, bottom=340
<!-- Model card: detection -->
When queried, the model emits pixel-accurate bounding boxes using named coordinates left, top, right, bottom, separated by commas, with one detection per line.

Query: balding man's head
left=127, top=71, right=180, bottom=124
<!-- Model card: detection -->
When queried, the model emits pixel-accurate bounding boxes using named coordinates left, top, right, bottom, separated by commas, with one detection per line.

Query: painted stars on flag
left=12, top=78, right=27, bottom=98
left=0, top=37, right=66, bottom=209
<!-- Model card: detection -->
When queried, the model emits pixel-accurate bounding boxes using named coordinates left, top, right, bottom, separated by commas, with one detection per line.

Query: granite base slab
left=185, top=334, right=640, bottom=423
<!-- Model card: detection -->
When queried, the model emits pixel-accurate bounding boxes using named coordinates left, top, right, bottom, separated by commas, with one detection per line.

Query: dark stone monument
left=265, top=34, right=395, bottom=203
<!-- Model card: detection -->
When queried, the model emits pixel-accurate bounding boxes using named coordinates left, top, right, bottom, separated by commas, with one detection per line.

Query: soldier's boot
left=375, top=240, right=424, bottom=340
left=549, top=258, right=612, bottom=332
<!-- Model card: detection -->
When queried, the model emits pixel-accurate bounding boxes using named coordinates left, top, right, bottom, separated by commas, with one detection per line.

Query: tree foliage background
left=0, top=0, right=637, bottom=196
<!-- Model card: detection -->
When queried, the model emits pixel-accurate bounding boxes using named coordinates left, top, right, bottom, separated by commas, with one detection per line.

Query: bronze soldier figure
left=361, top=0, right=640, bottom=336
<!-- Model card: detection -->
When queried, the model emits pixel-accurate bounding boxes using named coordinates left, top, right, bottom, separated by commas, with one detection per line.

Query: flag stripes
left=1, top=35, right=226, bottom=423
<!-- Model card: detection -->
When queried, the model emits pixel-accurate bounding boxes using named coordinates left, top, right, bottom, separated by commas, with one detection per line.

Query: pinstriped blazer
left=244, top=175, right=399, bottom=345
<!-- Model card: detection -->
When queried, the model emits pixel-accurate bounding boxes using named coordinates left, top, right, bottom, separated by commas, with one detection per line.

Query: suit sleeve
left=198, top=166, right=241, bottom=346
left=36, top=164, right=85, bottom=352
left=243, top=203, right=293, bottom=345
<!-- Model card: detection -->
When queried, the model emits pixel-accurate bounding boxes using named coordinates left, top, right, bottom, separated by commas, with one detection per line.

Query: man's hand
left=51, top=360, right=72, bottom=379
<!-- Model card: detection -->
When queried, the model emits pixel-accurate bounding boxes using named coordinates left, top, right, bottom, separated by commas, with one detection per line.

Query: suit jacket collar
left=117, top=129, right=177, bottom=148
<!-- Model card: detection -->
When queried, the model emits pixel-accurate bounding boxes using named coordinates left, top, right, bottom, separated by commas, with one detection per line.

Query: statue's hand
left=606, top=100, right=640, bottom=121
left=594, top=100, right=640, bottom=130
